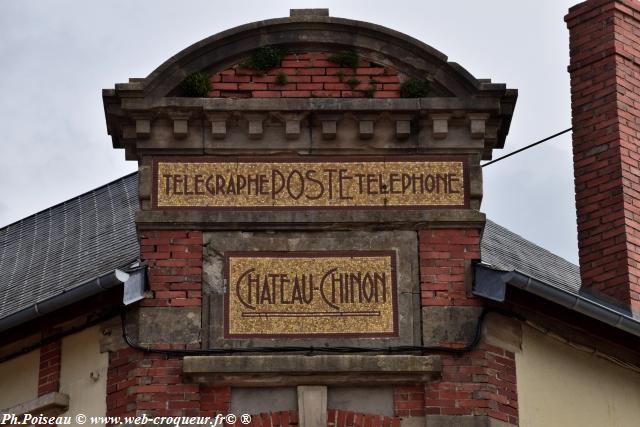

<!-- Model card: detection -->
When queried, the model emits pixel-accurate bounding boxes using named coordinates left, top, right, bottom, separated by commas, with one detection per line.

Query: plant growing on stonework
left=346, top=78, right=361, bottom=90
left=328, top=51, right=359, bottom=69
left=336, top=70, right=345, bottom=82
left=179, top=71, right=212, bottom=97
left=275, top=72, right=288, bottom=85
left=363, top=86, right=376, bottom=98
left=243, top=46, right=288, bottom=73
left=400, top=78, right=430, bottom=98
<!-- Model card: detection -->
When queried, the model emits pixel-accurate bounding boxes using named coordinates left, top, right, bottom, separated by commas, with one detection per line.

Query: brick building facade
left=1, top=2, right=640, bottom=427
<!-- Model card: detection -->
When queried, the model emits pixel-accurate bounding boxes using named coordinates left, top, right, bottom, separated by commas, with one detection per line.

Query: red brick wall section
left=139, top=231, right=203, bottom=309
left=227, top=410, right=299, bottom=427
left=106, top=347, right=230, bottom=420
left=566, top=0, right=640, bottom=314
left=419, top=229, right=481, bottom=307
left=209, top=52, right=402, bottom=99
left=327, top=410, right=399, bottom=427
left=227, top=410, right=399, bottom=427
left=106, top=347, right=140, bottom=417
left=418, top=229, right=518, bottom=425
left=393, top=386, right=425, bottom=417
left=38, top=340, right=61, bottom=396
left=428, top=348, right=518, bottom=424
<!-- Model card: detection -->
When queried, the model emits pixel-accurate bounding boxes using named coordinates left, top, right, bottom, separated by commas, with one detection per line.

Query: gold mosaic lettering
left=154, top=157, right=466, bottom=209
left=225, top=252, right=398, bottom=337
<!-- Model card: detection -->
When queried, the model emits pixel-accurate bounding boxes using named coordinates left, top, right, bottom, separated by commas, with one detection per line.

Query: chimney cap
left=290, top=9, right=329, bottom=18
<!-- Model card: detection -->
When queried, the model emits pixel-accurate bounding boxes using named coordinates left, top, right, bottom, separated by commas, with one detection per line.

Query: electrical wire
left=120, top=307, right=523, bottom=356
left=481, top=128, right=572, bottom=168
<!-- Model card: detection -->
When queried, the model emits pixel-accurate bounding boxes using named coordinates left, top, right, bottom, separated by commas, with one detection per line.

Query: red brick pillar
left=106, top=229, right=232, bottom=420
left=38, top=340, right=61, bottom=396
left=418, top=229, right=518, bottom=426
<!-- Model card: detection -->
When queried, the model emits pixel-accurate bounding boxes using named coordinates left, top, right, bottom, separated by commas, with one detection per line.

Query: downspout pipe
left=474, top=263, right=640, bottom=338
left=0, top=269, right=131, bottom=334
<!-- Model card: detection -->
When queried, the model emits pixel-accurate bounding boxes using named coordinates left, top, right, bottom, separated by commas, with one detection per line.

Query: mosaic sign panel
left=153, top=157, right=467, bottom=209
left=224, top=251, right=398, bottom=337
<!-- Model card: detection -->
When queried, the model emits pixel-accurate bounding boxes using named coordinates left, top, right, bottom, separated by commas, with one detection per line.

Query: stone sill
left=1, top=392, right=69, bottom=417
left=183, top=354, right=441, bottom=386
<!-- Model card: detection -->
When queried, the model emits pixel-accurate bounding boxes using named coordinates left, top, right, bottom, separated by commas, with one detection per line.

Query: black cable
left=481, top=128, right=572, bottom=168
left=121, top=306, right=523, bottom=357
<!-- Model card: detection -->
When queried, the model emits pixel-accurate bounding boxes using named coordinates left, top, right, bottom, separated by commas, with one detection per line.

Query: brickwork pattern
left=228, top=410, right=298, bottom=427
left=107, top=349, right=403, bottom=427
left=393, top=386, right=425, bottom=417
left=566, top=0, right=640, bottom=313
left=427, top=348, right=518, bottom=424
left=419, top=229, right=481, bottom=307
left=38, top=340, right=61, bottom=396
left=419, top=228, right=518, bottom=425
left=208, top=52, right=402, bottom=99
left=106, top=347, right=230, bottom=420
left=227, top=410, right=399, bottom=427
left=327, top=410, right=399, bottom=427
left=139, top=231, right=203, bottom=308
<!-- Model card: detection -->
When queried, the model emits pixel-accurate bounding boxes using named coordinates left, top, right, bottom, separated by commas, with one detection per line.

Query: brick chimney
left=566, top=0, right=640, bottom=316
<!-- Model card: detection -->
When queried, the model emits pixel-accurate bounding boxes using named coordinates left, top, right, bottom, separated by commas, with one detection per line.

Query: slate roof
left=481, top=220, right=581, bottom=294
left=0, top=173, right=139, bottom=321
left=0, top=172, right=582, bottom=323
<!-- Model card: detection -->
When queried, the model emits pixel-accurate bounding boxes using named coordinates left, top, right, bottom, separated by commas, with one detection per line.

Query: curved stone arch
left=142, top=15, right=486, bottom=99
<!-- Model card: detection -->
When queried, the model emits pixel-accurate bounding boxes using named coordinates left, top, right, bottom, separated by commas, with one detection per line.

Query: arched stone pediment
left=103, top=8, right=517, bottom=197
left=139, top=12, right=498, bottom=99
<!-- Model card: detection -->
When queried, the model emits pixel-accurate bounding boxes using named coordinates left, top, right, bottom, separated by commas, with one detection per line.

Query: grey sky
left=0, top=1, right=578, bottom=263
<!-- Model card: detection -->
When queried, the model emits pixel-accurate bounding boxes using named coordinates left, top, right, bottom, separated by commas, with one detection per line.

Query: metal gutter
left=0, top=267, right=145, bottom=334
left=474, top=263, right=640, bottom=338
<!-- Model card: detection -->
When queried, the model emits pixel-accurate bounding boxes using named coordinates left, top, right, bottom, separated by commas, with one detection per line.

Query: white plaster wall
left=0, top=349, right=39, bottom=410
left=517, top=325, right=640, bottom=427
left=59, top=326, right=108, bottom=426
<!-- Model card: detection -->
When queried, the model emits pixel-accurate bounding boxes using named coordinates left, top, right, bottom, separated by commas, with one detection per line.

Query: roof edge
left=0, top=172, right=137, bottom=233
left=0, top=267, right=141, bottom=334
left=474, top=263, right=640, bottom=338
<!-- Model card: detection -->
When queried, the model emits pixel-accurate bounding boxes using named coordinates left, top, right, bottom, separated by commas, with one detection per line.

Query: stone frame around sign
left=203, top=230, right=420, bottom=348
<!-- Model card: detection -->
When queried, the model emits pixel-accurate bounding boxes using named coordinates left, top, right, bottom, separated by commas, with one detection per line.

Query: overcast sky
left=0, top=1, right=579, bottom=263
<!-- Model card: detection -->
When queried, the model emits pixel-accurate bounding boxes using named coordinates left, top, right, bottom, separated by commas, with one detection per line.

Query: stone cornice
left=102, top=10, right=517, bottom=154
left=104, top=96, right=515, bottom=162
left=112, top=96, right=505, bottom=112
